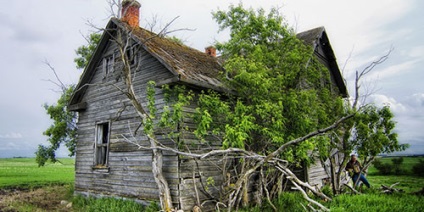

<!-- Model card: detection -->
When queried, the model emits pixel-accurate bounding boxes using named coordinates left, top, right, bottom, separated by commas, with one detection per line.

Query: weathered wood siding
left=313, top=38, right=344, bottom=96
left=177, top=100, right=226, bottom=211
left=74, top=39, right=180, bottom=203
left=306, top=155, right=330, bottom=189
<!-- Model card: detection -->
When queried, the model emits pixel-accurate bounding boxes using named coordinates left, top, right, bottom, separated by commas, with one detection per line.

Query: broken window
left=94, top=122, right=110, bottom=167
left=126, top=45, right=139, bottom=67
left=102, top=55, right=114, bottom=79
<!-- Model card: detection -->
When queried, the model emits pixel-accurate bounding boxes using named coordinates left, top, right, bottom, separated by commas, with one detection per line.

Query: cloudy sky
left=0, top=0, right=422, bottom=158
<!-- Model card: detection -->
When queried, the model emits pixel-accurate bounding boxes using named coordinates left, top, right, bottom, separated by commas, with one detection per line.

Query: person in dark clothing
left=346, top=154, right=370, bottom=188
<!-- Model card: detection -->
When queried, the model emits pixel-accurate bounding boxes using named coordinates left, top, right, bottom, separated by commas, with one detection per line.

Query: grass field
left=0, top=157, right=74, bottom=189
left=0, top=156, right=423, bottom=211
left=366, top=156, right=424, bottom=193
left=368, top=156, right=423, bottom=175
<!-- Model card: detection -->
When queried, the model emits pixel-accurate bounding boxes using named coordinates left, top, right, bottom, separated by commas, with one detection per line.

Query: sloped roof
left=297, top=26, right=326, bottom=47
left=69, top=21, right=347, bottom=110
left=122, top=19, right=225, bottom=91
left=297, top=27, right=348, bottom=97
left=69, top=18, right=225, bottom=108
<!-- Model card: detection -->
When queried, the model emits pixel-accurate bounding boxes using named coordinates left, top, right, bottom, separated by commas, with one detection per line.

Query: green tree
left=193, top=5, right=408, bottom=205
left=36, top=86, right=77, bottom=166
left=182, top=5, right=345, bottom=208
left=74, top=33, right=102, bottom=69
left=355, top=105, right=407, bottom=161
left=199, top=4, right=344, bottom=162
left=36, top=33, right=101, bottom=166
left=320, top=64, right=409, bottom=194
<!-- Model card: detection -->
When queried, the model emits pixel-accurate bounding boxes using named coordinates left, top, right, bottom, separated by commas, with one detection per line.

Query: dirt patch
left=0, top=185, right=72, bottom=211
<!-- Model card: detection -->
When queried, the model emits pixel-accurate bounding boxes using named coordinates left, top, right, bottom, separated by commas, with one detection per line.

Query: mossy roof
left=69, top=19, right=347, bottom=109
left=117, top=18, right=226, bottom=92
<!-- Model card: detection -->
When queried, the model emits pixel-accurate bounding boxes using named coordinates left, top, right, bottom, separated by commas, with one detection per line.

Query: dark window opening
left=102, top=55, right=114, bottom=79
left=126, top=45, right=139, bottom=67
left=95, top=122, right=110, bottom=167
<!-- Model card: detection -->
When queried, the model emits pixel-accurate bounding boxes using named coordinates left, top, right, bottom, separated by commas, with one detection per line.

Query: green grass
left=241, top=190, right=424, bottom=212
left=328, top=192, right=424, bottom=212
left=0, top=157, right=75, bottom=189
left=366, top=156, right=424, bottom=193
left=367, top=175, right=424, bottom=193
left=240, top=192, right=308, bottom=212
left=241, top=156, right=424, bottom=211
left=1, top=156, right=423, bottom=211
left=72, top=195, right=160, bottom=212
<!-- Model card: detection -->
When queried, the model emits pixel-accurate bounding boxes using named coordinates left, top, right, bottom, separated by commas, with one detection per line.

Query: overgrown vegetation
left=239, top=190, right=424, bottom=212
left=36, top=1, right=409, bottom=210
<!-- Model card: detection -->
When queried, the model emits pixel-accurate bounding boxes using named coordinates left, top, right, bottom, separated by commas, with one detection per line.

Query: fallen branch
left=292, top=181, right=329, bottom=212
left=381, top=183, right=404, bottom=194
left=275, top=162, right=332, bottom=201
left=343, top=183, right=361, bottom=195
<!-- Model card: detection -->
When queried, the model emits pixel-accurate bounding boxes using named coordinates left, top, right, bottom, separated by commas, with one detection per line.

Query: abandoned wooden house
left=68, top=0, right=347, bottom=211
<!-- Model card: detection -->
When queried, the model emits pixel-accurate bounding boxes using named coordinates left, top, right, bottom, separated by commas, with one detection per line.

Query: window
left=102, top=55, right=114, bottom=79
left=94, top=122, right=110, bottom=167
left=126, top=45, right=139, bottom=67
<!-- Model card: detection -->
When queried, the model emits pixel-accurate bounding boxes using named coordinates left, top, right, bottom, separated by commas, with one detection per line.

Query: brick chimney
left=205, top=46, right=216, bottom=57
left=121, top=0, right=141, bottom=28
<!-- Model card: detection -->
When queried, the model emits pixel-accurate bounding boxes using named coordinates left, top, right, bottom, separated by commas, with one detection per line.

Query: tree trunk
left=120, top=48, right=174, bottom=210
left=150, top=137, right=173, bottom=211
left=329, top=156, right=339, bottom=195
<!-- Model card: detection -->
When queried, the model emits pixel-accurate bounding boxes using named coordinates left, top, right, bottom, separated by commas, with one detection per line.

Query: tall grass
left=72, top=195, right=160, bottom=212
left=240, top=156, right=424, bottom=211
left=240, top=190, right=424, bottom=212
left=240, top=192, right=308, bottom=212
left=328, top=193, right=424, bottom=212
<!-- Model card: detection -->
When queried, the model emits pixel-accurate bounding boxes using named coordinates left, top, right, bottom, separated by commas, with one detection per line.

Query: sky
left=0, top=0, right=423, bottom=158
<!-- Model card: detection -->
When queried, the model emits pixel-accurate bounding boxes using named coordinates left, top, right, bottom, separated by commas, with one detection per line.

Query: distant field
left=0, top=158, right=75, bottom=189
left=367, top=156, right=424, bottom=193
left=368, top=156, right=423, bottom=175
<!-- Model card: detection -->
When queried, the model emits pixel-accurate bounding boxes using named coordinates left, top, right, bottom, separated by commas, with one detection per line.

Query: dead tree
left=326, top=48, right=393, bottom=195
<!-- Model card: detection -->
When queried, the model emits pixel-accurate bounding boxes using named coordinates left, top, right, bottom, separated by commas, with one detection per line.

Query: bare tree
left=324, top=48, right=397, bottom=195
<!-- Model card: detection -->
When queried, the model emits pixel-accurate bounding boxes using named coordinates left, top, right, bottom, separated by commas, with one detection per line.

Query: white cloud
left=368, top=94, right=406, bottom=113
left=0, top=132, right=23, bottom=139
left=405, top=93, right=424, bottom=108
left=401, top=45, right=424, bottom=59
left=367, top=93, right=424, bottom=154
left=363, top=58, right=420, bottom=81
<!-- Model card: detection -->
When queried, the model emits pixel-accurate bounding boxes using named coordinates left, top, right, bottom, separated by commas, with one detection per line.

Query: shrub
left=373, top=159, right=392, bottom=175
left=412, top=159, right=424, bottom=177
left=321, top=185, right=333, bottom=197
left=391, top=157, right=405, bottom=175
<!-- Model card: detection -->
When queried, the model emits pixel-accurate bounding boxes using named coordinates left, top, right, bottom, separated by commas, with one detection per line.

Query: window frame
left=126, top=45, right=139, bottom=67
left=102, top=54, right=115, bottom=79
left=93, top=121, right=111, bottom=169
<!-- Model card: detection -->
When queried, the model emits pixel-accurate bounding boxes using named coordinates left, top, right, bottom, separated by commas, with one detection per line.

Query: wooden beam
left=68, top=102, right=87, bottom=111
